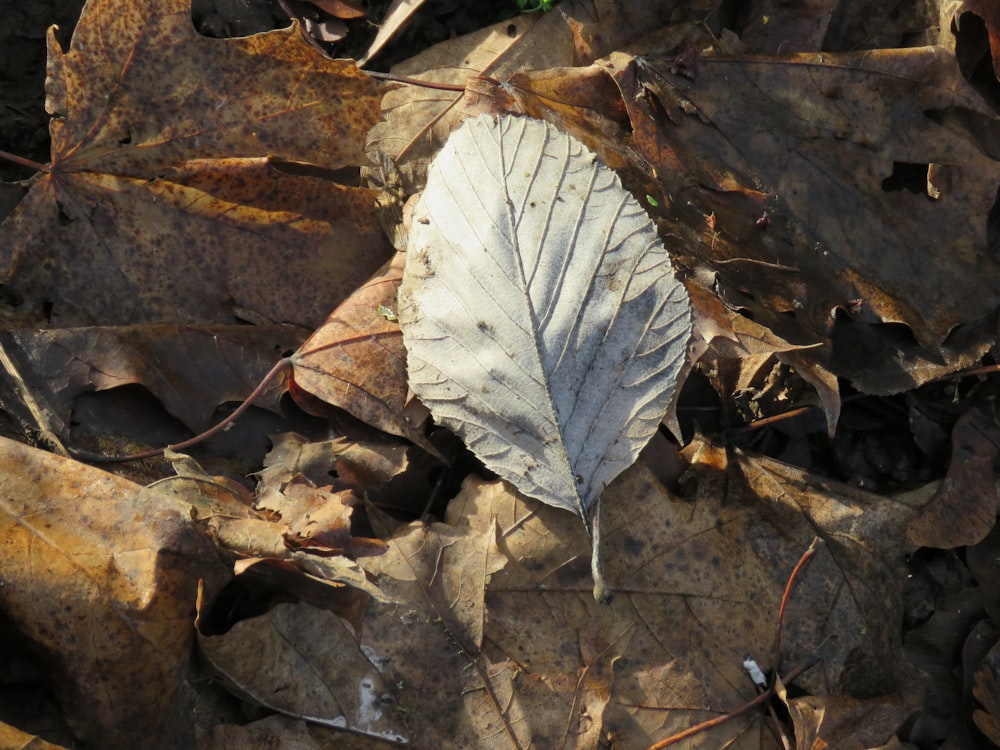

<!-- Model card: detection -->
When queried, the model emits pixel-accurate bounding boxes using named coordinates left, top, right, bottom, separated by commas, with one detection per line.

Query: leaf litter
left=2, top=0, right=1000, bottom=748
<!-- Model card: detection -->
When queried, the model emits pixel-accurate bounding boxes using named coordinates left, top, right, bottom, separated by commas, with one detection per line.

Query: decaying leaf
left=399, top=114, right=692, bottom=598
left=0, top=0, right=391, bottom=328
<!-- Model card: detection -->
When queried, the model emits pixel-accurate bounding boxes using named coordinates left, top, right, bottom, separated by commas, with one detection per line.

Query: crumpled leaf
left=399, top=114, right=692, bottom=563
left=905, top=408, right=1000, bottom=549
left=0, top=0, right=391, bottom=328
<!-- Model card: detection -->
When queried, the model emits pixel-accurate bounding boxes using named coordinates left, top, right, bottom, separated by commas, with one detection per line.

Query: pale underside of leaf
left=399, top=114, right=691, bottom=524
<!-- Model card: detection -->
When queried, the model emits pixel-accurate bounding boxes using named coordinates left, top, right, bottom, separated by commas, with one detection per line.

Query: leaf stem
left=0, top=149, right=50, bottom=173
left=363, top=70, right=468, bottom=92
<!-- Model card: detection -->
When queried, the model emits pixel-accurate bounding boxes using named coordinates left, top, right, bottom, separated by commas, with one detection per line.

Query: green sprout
left=516, top=0, right=555, bottom=12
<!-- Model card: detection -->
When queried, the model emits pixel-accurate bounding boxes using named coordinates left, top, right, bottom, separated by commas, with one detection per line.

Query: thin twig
left=773, top=537, right=822, bottom=665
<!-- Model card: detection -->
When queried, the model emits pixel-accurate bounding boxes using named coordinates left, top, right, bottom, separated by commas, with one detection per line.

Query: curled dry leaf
left=399, top=114, right=692, bottom=598
left=0, top=324, right=304, bottom=436
left=0, top=0, right=391, bottom=328
left=904, top=408, right=1000, bottom=549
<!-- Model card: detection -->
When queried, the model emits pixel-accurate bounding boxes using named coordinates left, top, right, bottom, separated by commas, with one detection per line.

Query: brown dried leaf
left=0, top=324, right=304, bottom=436
left=0, top=723, right=68, bottom=750
left=0, top=0, right=391, bottom=328
left=737, top=0, right=839, bottom=54
left=779, top=689, right=917, bottom=749
left=474, top=46, right=1000, bottom=393
left=951, top=0, right=1000, bottom=80
left=618, top=48, right=1000, bottom=392
left=200, top=714, right=391, bottom=750
left=197, top=602, right=408, bottom=743
left=905, top=408, right=1000, bottom=549
left=0, top=437, right=230, bottom=747
left=364, top=10, right=575, bottom=193
left=973, top=641, right=1000, bottom=745
left=289, top=252, right=442, bottom=456
left=357, top=0, right=428, bottom=66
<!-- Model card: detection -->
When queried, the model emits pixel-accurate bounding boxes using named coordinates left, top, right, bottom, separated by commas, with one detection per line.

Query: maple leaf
left=0, top=0, right=392, bottom=329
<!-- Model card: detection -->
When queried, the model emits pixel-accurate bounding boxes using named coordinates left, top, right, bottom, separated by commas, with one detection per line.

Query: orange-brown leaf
left=290, top=252, right=442, bottom=457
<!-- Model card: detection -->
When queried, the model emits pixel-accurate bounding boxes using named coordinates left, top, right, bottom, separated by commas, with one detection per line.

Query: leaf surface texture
left=399, top=114, right=691, bottom=520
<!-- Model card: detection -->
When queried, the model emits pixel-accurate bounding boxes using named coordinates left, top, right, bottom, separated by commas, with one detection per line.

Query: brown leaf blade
left=198, top=603, right=409, bottom=743
left=0, top=437, right=230, bottom=747
left=1, top=0, right=391, bottom=328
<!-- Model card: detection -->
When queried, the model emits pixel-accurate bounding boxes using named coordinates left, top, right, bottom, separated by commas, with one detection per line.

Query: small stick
left=644, top=658, right=816, bottom=749
left=773, top=536, right=822, bottom=666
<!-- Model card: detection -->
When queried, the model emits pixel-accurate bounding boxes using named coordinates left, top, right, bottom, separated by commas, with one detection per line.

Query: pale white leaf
left=399, top=114, right=691, bottom=561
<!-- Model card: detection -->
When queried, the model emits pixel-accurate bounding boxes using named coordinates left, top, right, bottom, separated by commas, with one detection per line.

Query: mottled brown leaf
left=471, top=46, right=1000, bottom=393
left=0, top=437, right=230, bottom=748
left=198, top=603, right=408, bottom=742
left=0, top=0, right=391, bottom=328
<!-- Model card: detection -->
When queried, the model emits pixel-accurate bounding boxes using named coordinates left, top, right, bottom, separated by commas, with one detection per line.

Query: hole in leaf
left=269, top=158, right=361, bottom=187
left=881, top=162, right=929, bottom=195
left=56, top=203, right=73, bottom=226
left=988, top=185, right=1000, bottom=260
